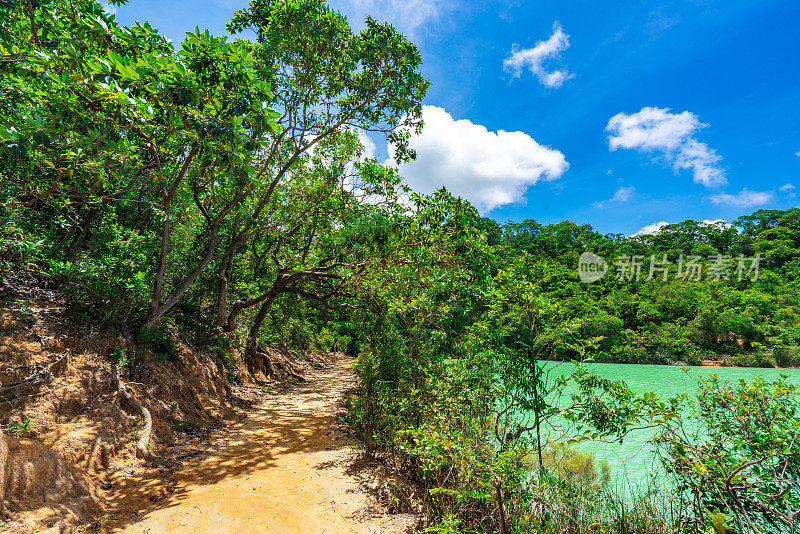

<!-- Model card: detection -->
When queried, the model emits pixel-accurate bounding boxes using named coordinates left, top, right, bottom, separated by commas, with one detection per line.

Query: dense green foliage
left=2, top=1, right=799, bottom=532
left=657, top=375, right=800, bottom=532
left=1, top=0, right=428, bottom=345
left=345, top=210, right=800, bottom=532
left=496, top=212, right=800, bottom=366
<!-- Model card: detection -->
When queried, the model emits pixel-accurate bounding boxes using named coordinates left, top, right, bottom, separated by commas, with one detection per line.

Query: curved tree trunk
left=493, top=477, right=509, bottom=534
left=246, top=290, right=282, bottom=354
left=226, top=274, right=290, bottom=334
left=224, top=299, right=246, bottom=333
left=144, top=223, right=221, bottom=330
left=215, top=216, right=241, bottom=328
left=224, top=287, right=275, bottom=334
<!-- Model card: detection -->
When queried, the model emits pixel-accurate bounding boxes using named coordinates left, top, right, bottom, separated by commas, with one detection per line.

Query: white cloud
left=611, top=186, right=635, bottom=202
left=594, top=186, right=635, bottom=208
left=355, top=129, right=376, bottom=159
left=632, top=221, right=669, bottom=237
left=390, top=105, right=569, bottom=213
left=332, top=0, right=443, bottom=38
left=673, top=139, right=724, bottom=187
left=606, top=107, right=726, bottom=187
left=795, top=151, right=800, bottom=157
left=503, top=22, right=574, bottom=89
left=709, top=188, right=774, bottom=208
left=700, top=219, right=732, bottom=229
left=631, top=218, right=731, bottom=237
left=780, top=183, right=795, bottom=192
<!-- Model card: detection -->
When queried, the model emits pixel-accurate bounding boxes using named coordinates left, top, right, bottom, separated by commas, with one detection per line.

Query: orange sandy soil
left=106, top=357, right=417, bottom=534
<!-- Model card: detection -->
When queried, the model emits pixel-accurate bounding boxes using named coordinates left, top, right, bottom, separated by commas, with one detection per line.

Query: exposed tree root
left=256, top=349, right=276, bottom=378
left=85, top=436, right=106, bottom=472
left=83, top=436, right=114, bottom=472
left=112, top=364, right=155, bottom=462
left=275, top=356, right=307, bottom=381
left=253, top=349, right=305, bottom=381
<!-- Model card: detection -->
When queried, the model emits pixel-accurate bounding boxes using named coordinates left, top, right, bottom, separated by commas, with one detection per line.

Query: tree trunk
left=215, top=251, right=235, bottom=328
left=147, top=199, right=172, bottom=325
left=246, top=289, right=281, bottom=354
left=224, top=299, right=246, bottom=333
left=225, top=273, right=290, bottom=333
left=533, top=360, right=545, bottom=475
left=224, top=290, right=269, bottom=333
left=143, top=222, right=221, bottom=330
left=64, top=207, right=99, bottom=261
left=214, top=215, right=240, bottom=328
left=493, top=477, right=509, bottom=534
left=536, top=410, right=544, bottom=474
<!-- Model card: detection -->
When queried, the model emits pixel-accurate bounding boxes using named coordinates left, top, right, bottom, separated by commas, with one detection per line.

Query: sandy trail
left=111, top=357, right=413, bottom=534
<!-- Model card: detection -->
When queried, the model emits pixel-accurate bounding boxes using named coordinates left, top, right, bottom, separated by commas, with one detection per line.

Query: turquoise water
left=538, top=362, right=800, bottom=492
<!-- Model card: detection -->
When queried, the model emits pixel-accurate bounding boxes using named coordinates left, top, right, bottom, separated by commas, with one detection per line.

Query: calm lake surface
left=540, top=362, right=800, bottom=492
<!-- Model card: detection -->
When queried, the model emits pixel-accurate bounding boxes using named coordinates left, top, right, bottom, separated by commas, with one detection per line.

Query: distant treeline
left=480, top=208, right=800, bottom=366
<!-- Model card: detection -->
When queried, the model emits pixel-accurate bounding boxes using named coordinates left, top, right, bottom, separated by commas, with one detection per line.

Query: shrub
left=138, top=322, right=179, bottom=361
left=656, top=375, right=800, bottom=533
left=526, top=442, right=610, bottom=486
left=721, top=351, right=773, bottom=368
left=0, top=207, right=48, bottom=272
left=774, top=345, right=800, bottom=367
left=44, top=222, right=153, bottom=326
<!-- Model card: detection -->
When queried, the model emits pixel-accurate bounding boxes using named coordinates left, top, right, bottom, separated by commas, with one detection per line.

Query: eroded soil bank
left=1, top=282, right=419, bottom=533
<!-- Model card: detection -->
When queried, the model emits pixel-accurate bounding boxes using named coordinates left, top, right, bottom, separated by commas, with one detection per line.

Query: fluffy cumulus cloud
left=503, top=22, right=574, bottom=88
left=780, top=183, right=796, bottom=195
left=709, top=188, right=774, bottom=208
left=391, top=105, right=569, bottom=213
left=606, top=107, right=726, bottom=187
left=593, top=186, right=635, bottom=208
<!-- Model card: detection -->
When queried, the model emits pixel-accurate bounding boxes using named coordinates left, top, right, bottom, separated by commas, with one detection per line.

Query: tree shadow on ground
left=104, top=361, right=358, bottom=530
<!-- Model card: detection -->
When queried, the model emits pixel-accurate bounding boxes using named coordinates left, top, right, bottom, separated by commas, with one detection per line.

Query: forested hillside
left=2, top=0, right=799, bottom=532
left=493, top=210, right=800, bottom=366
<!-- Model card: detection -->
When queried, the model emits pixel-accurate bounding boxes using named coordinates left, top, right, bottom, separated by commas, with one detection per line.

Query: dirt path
left=110, top=357, right=416, bottom=534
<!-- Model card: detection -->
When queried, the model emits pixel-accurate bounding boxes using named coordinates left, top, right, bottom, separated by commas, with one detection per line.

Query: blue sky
left=111, top=0, right=800, bottom=235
